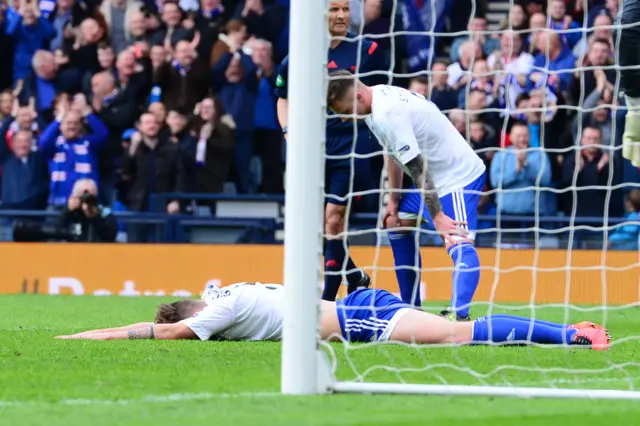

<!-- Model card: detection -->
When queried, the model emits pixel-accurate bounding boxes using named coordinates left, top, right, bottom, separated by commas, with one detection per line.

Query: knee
left=325, top=206, right=345, bottom=236
left=387, top=218, right=415, bottom=235
left=444, top=238, right=475, bottom=251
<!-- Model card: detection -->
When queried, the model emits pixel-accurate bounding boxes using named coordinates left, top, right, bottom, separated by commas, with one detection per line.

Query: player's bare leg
left=324, top=203, right=370, bottom=301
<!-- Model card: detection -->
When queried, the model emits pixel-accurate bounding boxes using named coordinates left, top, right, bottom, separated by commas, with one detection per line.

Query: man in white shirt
left=55, top=283, right=609, bottom=350
left=326, top=70, right=486, bottom=321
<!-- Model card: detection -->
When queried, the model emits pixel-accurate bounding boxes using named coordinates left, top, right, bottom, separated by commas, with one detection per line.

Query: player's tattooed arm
left=406, top=155, right=442, bottom=218
left=127, top=325, right=155, bottom=340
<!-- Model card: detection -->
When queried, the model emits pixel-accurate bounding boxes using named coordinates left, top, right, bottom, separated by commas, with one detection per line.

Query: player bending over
left=275, top=0, right=387, bottom=301
left=326, top=70, right=486, bottom=320
left=57, top=282, right=610, bottom=350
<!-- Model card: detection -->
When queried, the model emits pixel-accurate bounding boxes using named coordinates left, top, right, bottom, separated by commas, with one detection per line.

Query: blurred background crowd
left=0, top=0, right=638, bottom=247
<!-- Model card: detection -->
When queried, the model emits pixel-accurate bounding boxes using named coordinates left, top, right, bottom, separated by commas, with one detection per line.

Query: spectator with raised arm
left=489, top=30, right=534, bottom=112
left=447, top=40, right=483, bottom=92
left=114, top=47, right=153, bottom=113
left=39, top=94, right=108, bottom=209
left=567, top=37, right=614, bottom=106
left=120, top=112, right=185, bottom=213
left=190, top=97, right=235, bottom=196
left=154, top=39, right=209, bottom=112
left=3, top=0, right=56, bottom=85
left=193, top=0, right=226, bottom=63
left=490, top=122, right=553, bottom=216
left=530, top=30, right=576, bottom=94
left=148, top=1, right=193, bottom=48
left=210, top=19, right=246, bottom=66
left=47, top=0, right=89, bottom=53
left=233, top=0, right=287, bottom=45
left=547, top=0, right=581, bottom=49
left=21, top=50, right=81, bottom=122
left=0, top=129, right=49, bottom=210
left=246, top=38, right=283, bottom=194
left=91, top=70, right=138, bottom=204
left=212, top=40, right=259, bottom=193
left=562, top=126, right=611, bottom=218
left=0, top=98, right=45, bottom=150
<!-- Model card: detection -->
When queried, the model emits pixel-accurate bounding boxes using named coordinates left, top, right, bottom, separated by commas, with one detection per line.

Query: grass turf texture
left=1, top=296, right=640, bottom=426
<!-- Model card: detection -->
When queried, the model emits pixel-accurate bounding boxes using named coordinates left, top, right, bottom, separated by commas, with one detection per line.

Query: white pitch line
left=0, top=392, right=280, bottom=408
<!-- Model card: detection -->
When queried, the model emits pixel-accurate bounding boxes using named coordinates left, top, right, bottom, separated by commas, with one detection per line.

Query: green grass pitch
left=2, top=295, right=640, bottom=426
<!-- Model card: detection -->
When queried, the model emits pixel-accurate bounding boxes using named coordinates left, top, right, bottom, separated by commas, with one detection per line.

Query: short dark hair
left=509, top=120, right=529, bottom=134
left=155, top=300, right=202, bottom=324
left=592, top=37, right=612, bottom=50
left=327, top=70, right=359, bottom=106
left=410, top=76, right=429, bottom=86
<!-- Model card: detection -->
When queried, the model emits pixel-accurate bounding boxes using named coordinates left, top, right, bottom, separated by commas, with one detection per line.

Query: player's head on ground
left=328, top=0, right=350, bottom=36
left=154, top=300, right=206, bottom=324
left=327, top=70, right=372, bottom=120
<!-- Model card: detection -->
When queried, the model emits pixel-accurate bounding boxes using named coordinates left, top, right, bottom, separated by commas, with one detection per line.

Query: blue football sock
left=449, top=243, right=480, bottom=318
left=488, top=315, right=569, bottom=330
left=323, top=239, right=346, bottom=301
left=472, top=315, right=577, bottom=345
left=389, top=231, right=422, bottom=307
left=345, top=256, right=364, bottom=285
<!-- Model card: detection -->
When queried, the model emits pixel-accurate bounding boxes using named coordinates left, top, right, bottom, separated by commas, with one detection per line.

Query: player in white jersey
left=55, top=283, right=609, bottom=350
left=326, top=70, right=486, bottom=320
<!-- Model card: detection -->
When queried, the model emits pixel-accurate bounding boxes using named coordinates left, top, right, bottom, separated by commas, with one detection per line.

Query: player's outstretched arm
left=56, top=323, right=198, bottom=341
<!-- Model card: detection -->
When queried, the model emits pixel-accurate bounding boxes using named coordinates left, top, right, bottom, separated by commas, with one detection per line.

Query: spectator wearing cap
left=529, top=30, right=575, bottom=94
left=154, top=40, right=210, bottom=112
left=4, top=1, right=56, bottom=85
left=0, top=129, right=49, bottom=210
left=246, top=38, right=283, bottom=194
left=39, top=94, right=108, bottom=208
left=99, top=0, right=143, bottom=55
left=190, top=96, right=235, bottom=196
left=212, top=40, right=259, bottom=194
left=91, top=70, right=139, bottom=204
left=21, top=50, right=80, bottom=122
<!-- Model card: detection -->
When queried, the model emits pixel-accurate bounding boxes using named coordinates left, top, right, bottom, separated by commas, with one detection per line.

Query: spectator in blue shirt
left=530, top=30, right=576, bottom=93
left=3, top=2, right=56, bottom=85
left=490, top=122, right=552, bottom=216
left=547, top=0, right=581, bottom=49
left=39, top=94, right=108, bottom=208
left=609, top=189, right=640, bottom=251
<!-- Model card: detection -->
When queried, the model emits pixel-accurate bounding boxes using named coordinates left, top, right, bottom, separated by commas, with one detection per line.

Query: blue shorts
left=336, top=289, right=411, bottom=343
left=398, top=173, right=486, bottom=240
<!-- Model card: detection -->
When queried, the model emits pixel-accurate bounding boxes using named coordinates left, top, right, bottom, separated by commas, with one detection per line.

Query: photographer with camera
left=55, top=178, right=117, bottom=242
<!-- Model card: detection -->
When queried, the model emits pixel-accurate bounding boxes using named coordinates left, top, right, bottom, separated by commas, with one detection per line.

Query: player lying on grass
left=57, top=282, right=610, bottom=350
left=326, top=70, right=487, bottom=321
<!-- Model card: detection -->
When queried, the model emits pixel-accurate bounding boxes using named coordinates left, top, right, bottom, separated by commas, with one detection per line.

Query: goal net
left=282, top=0, right=640, bottom=398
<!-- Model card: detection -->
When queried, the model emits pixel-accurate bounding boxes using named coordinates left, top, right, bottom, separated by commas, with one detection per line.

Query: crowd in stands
left=0, top=0, right=637, bottom=247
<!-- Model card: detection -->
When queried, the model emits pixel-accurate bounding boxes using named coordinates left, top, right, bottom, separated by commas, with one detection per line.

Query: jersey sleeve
left=180, top=296, right=237, bottom=340
left=378, top=108, right=422, bottom=165
left=274, top=56, right=289, bottom=99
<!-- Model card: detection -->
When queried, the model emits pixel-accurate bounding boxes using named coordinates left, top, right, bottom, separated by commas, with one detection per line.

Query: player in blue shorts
left=60, top=284, right=610, bottom=350
left=327, top=71, right=487, bottom=321
left=274, top=0, right=387, bottom=301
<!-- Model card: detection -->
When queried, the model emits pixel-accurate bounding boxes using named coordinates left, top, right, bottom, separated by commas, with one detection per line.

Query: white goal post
left=282, top=0, right=640, bottom=398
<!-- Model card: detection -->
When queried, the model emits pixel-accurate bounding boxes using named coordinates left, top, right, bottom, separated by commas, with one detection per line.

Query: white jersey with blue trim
left=182, top=282, right=284, bottom=341
left=365, top=85, right=486, bottom=197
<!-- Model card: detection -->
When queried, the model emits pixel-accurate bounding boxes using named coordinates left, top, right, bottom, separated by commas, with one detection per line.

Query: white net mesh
left=320, top=0, right=640, bottom=395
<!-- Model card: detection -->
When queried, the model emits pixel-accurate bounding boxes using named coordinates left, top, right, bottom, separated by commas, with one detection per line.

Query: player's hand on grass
left=432, top=211, right=467, bottom=243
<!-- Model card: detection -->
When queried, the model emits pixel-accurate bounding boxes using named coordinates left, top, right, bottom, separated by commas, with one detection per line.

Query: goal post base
left=331, top=382, right=640, bottom=400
